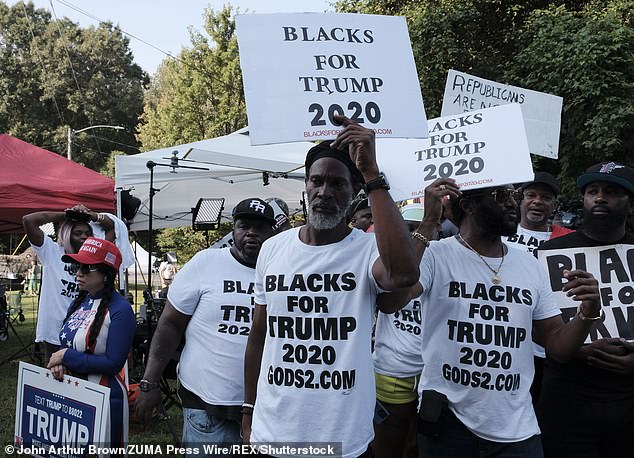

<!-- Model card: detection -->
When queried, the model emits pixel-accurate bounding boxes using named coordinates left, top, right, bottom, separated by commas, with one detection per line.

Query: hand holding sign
left=422, top=178, right=461, bottom=225
left=562, top=269, right=601, bottom=317
left=331, top=115, right=379, bottom=181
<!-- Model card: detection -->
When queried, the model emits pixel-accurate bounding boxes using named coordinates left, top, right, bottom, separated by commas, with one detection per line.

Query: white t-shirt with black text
left=168, top=247, right=256, bottom=405
left=503, top=225, right=551, bottom=253
left=373, top=296, right=424, bottom=378
left=31, top=236, right=79, bottom=345
left=251, top=227, right=380, bottom=458
left=418, top=237, right=560, bottom=442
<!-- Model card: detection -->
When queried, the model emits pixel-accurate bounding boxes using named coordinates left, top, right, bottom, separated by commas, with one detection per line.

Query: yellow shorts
left=375, top=372, right=419, bottom=405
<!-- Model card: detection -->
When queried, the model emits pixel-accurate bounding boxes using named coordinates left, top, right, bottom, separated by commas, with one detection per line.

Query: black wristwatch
left=139, top=379, right=160, bottom=392
left=364, top=172, right=390, bottom=193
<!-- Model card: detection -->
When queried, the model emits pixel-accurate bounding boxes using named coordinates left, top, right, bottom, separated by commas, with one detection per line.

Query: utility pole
left=66, top=125, right=125, bottom=161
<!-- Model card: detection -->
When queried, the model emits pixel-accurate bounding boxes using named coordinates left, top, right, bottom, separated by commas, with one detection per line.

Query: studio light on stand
left=192, top=198, right=225, bottom=247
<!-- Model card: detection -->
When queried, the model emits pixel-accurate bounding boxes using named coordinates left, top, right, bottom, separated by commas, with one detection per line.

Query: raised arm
left=331, top=116, right=417, bottom=289
left=22, top=211, right=67, bottom=247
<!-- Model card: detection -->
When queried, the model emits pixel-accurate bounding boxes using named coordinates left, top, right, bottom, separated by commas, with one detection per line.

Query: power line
left=53, top=0, right=237, bottom=91
left=49, top=0, right=105, bottom=157
left=20, top=1, right=65, bottom=125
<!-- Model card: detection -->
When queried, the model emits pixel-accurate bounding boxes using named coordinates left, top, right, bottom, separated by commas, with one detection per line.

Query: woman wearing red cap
left=47, top=237, right=135, bottom=453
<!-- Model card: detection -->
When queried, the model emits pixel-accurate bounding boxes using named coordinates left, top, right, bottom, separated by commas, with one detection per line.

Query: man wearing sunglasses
left=407, top=180, right=600, bottom=458
left=135, top=198, right=276, bottom=454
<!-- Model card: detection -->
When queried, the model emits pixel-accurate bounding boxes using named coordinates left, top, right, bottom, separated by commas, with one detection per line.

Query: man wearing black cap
left=536, top=162, right=634, bottom=458
left=504, top=172, right=573, bottom=253
left=348, top=194, right=373, bottom=232
left=135, top=198, right=276, bottom=451
left=243, top=117, right=419, bottom=457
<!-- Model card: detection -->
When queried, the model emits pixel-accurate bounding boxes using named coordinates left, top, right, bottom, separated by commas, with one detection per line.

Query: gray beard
left=307, top=198, right=351, bottom=230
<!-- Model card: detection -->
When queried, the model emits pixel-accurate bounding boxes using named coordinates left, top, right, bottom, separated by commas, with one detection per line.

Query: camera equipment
left=64, top=209, right=92, bottom=223
left=557, top=198, right=584, bottom=229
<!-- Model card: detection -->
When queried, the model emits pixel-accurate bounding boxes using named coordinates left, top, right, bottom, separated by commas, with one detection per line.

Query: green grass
left=0, top=292, right=183, bottom=448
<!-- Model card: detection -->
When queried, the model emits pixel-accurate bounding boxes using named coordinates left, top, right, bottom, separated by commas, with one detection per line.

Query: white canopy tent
left=126, top=241, right=159, bottom=285
left=115, top=127, right=312, bottom=231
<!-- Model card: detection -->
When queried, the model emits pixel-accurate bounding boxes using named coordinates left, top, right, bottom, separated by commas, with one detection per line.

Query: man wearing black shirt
left=537, top=162, right=634, bottom=458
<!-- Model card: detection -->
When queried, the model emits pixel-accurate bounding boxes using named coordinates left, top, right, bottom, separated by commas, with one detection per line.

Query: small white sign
left=537, top=245, right=634, bottom=344
left=441, top=70, right=563, bottom=159
left=376, top=104, right=534, bottom=202
left=236, top=13, right=428, bottom=145
left=14, top=362, right=110, bottom=458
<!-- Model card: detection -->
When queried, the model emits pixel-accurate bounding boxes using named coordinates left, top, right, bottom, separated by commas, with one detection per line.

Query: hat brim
left=61, top=252, right=119, bottom=269
left=233, top=212, right=277, bottom=226
left=577, top=173, right=634, bottom=194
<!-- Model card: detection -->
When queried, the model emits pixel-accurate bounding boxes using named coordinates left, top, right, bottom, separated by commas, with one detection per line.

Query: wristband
left=577, top=305, right=604, bottom=321
left=241, top=403, right=254, bottom=415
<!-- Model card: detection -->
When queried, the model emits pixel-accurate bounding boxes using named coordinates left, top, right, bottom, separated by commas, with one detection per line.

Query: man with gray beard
left=242, top=116, right=419, bottom=458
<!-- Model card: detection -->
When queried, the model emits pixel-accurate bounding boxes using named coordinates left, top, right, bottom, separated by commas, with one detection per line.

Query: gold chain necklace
left=457, top=234, right=505, bottom=285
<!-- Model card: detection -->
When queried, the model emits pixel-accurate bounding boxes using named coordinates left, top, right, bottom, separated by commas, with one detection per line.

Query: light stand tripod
left=0, top=285, right=32, bottom=367
left=142, top=155, right=209, bottom=443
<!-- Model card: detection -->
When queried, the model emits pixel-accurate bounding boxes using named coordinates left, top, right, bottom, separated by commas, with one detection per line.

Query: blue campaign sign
left=20, top=385, right=96, bottom=456
left=14, top=362, right=110, bottom=458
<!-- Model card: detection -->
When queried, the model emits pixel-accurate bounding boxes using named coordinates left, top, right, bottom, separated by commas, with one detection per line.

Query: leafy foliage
left=154, top=222, right=233, bottom=264
left=334, top=0, right=634, bottom=194
left=0, top=1, right=147, bottom=170
left=137, top=5, right=246, bottom=150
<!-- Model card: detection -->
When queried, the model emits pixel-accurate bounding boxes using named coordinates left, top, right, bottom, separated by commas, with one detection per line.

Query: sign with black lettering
left=235, top=13, right=428, bottom=145
left=14, top=362, right=110, bottom=458
left=376, top=103, right=534, bottom=202
left=441, top=70, right=563, bottom=159
left=537, top=245, right=634, bottom=342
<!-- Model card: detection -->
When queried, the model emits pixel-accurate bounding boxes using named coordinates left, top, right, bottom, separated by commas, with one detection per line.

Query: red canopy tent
left=0, top=134, right=115, bottom=233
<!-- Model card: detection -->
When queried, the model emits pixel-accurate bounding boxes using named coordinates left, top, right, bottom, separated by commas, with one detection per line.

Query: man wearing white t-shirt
left=406, top=180, right=601, bottom=457
left=503, top=172, right=573, bottom=404
left=135, top=198, right=276, bottom=454
left=504, top=172, right=572, bottom=253
left=243, top=116, right=419, bottom=458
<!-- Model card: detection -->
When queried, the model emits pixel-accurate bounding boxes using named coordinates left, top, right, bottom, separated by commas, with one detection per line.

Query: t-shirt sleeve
left=31, top=236, right=59, bottom=266
left=531, top=258, right=561, bottom=321
left=167, top=251, right=204, bottom=315
left=366, top=236, right=386, bottom=295
left=419, top=242, right=436, bottom=292
left=254, top=244, right=269, bottom=305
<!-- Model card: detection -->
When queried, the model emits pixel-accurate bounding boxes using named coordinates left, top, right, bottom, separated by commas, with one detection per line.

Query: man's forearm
left=370, top=189, right=419, bottom=288
left=142, top=320, right=185, bottom=382
left=546, top=317, right=595, bottom=363
left=244, top=317, right=266, bottom=404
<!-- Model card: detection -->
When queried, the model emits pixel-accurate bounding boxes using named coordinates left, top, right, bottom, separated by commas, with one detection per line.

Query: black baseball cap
left=347, top=196, right=370, bottom=221
left=520, top=172, right=560, bottom=195
left=577, top=162, right=634, bottom=194
left=232, top=198, right=277, bottom=225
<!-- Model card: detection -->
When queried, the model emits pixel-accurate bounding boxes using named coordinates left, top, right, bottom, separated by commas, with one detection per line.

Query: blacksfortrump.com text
left=8, top=442, right=342, bottom=457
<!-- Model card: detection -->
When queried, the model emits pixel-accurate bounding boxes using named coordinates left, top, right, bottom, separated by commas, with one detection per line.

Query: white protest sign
left=537, top=245, right=634, bottom=343
left=441, top=69, right=563, bottom=159
left=376, top=103, right=534, bottom=202
left=236, top=13, right=428, bottom=145
left=14, top=362, right=110, bottom=458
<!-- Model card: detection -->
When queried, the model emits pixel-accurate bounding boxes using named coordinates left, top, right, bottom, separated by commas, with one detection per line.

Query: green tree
left=0, top=1, right=147, bottom=170
left=154, top=223, right=233, bottom=264
left=137, top=4, right=246, bottom=150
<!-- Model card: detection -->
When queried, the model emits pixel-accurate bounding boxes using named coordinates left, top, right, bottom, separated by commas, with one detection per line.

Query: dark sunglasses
left=471, top=188, right=523, bottom=204
left=74, top=264, right=99, bottom=274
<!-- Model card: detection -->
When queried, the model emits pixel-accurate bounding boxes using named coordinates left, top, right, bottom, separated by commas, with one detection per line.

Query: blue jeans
left=418, top=409, right=543, bottom=458
left=181, top=407, right=241, bottom=457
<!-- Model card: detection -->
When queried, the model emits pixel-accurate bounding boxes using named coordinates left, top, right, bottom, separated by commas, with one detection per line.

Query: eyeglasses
left=472, top=188, right=523, bottom=204
left=75, top=264, right=99, bottom=274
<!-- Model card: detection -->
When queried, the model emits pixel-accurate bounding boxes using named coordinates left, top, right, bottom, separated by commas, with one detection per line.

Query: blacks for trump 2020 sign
left=236, top=13, right=428, bottom=145
left=14, top=362, right=110, bottom=458
left=538, top=245, right=634, bottom=342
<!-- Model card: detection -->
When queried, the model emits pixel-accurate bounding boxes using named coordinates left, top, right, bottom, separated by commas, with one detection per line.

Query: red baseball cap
left=62, top=237, right=122, bottom=270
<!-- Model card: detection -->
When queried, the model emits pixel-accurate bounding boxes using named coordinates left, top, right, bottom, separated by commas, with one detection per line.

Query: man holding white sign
left=395, top=177, right=601, bottom=457
left=536, top=162, right=634, bottom=458
left=243, top=116, right=419, bottom=458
